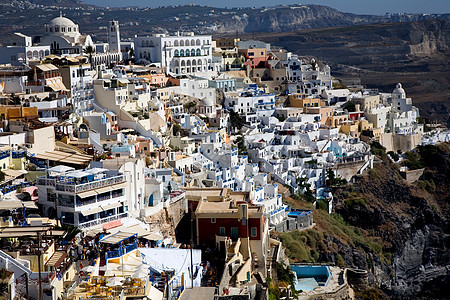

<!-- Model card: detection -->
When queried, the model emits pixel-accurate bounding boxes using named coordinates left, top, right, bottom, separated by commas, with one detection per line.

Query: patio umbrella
left=104, top=270, right=115, bottom=277
left=99, top=265, right=111, bottom=271
left=131, top=271, right=148, bottom=279
left=106, top=277, right=124, bottom=286
left=117, top=265, right=133, bottom=271
left=84, top=266, right=97, bottom=273
left=135, top=264, right=150, bottom=272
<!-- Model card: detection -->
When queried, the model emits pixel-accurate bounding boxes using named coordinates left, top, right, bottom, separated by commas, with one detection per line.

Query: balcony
left=37, top=175, right=126, bottom=193
left=106, top=242, right=138, bottom=259
left=78, top=212, right=128, bottom=229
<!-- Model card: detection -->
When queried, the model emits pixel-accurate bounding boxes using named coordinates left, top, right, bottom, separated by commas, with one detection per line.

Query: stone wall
left=144, top=196, right=188, bottom=239
left=273, top=212, right=313, bottom=233
left=400, top=168, right=425, bottom=183
left=381, top=133, right=422, bottom=152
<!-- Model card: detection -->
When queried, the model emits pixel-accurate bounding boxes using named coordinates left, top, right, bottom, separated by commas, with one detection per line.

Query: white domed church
left=40, top=14, right=94, bottom=55
left=39, top=14, right=122, bottom=67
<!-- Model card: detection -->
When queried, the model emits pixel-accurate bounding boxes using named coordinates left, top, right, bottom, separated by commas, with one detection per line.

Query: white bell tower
left=108, top=20, right=120, bottom=53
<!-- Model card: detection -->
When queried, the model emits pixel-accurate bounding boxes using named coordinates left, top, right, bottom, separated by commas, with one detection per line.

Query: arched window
left=180, top=40, right=184, bottom=47
left=196, top=49, right=201, bottom=56
left=174, top=50, right=179, bottom=57
left=185, top=39, right=190, bottom=46
left=191, top=49, right=196, bottom=56
left=185, top=49, right=190, bottom=57
left=174, top=40, right=179, bottom=46
left=180, top=49, right=184, bottom=57
left=196, top=39, right=201, bottom=45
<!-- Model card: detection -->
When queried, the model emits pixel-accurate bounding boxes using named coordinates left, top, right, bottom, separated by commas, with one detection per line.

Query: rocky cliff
left=332, top=144, right=450, bottom=298
left=279, top=144, right=449, bottom=299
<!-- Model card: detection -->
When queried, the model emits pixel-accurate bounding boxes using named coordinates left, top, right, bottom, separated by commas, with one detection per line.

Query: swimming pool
left=291, top=265, right=331, bottom=291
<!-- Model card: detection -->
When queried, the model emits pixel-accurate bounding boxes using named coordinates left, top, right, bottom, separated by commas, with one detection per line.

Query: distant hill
left=0, top=2, right=448, bottom=40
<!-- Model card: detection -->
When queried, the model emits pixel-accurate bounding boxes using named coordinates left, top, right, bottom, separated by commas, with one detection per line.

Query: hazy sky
left=82, top=0, right=449, bottom=15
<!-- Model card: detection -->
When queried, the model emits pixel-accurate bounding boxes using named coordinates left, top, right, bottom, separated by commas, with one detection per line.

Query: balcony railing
left=106, top=242, right=138, bottom=259
left=37, top=175, right=126, bottom=193
left=78, top=212, right=128, bottom=229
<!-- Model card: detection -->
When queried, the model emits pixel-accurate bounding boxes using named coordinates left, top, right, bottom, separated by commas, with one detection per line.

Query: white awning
left=110, top=183, right=127, bottom=190
left=2, top=169, right=27, bottom=178
left=100, top=231, right=137, bottom=244
left=142, top=232, right=163, bottom=241
left=78, top=190, right=97, bottom=198
left=80, top=206, right=102, bottom=216
left=95, top=186, right=114, bottom=194
left=121, top=224, right=150, bottom=237
left=101, top=202, right=122, bottom=211
left=0, top=200, right=37, bottom=210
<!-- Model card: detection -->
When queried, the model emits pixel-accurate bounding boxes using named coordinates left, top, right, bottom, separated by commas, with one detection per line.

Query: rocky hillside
left=279, top=143, right=450, bottom=299
left=0, top=2, right=449, bottom=39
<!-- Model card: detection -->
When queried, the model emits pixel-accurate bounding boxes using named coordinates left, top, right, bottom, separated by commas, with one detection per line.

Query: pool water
left=291, top=266, right=331, bottom=291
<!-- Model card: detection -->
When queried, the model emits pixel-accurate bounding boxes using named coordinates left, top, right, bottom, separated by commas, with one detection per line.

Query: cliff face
left=333, top=144, right=450, bottom=298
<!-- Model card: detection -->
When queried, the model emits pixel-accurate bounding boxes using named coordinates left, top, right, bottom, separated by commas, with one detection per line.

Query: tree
left=83, top=45, right=96, bottom=69
left=235, top=135, right=247, bottom=155
left=172, top=123, right=182, bottom=136
left=342, top=101, right=356, bottom=112
left=229, top=110, right=244, bottom=131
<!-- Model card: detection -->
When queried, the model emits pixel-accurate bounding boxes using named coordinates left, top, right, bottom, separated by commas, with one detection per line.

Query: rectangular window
left=220, top=227, right=225, bottom=236
left=211, top=218, right=216, bottom=223
left=251, top=227, right=257, bottom=237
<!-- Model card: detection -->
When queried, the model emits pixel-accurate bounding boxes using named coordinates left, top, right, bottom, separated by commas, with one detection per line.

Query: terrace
left=36, top=167, right=126, bottom=194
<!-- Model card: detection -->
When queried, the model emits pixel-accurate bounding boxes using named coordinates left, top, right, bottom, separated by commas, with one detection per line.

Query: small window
left=211, top=218, right=216, bottom=223
left=220, top=227, right=225, bottom=236
left=251, top=227, right=257, bottom=237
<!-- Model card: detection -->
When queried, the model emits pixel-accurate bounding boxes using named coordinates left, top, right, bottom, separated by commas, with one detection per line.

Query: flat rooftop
left=179, top=287, right=216, bottom=300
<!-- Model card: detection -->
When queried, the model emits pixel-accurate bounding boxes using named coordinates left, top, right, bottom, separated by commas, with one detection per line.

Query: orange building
left=305, top=107, right=334, bottom=125
left=238, top=48, right=268, bottom=68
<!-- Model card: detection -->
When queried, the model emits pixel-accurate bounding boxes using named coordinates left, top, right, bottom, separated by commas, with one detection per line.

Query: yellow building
left=0, top=106, right=38, bottom=121
left=288, top=95, right=324, bottom=108
left=340, top=122, right=359, bottom=138
left=359, top=119, right=374, bottom=131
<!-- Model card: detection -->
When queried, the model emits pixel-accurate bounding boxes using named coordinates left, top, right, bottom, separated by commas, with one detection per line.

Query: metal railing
left=37, top=175, right=126, bottom=193
left=106, top=242, right=138, bottom=259
left=78, top=212, right=128, bottom=229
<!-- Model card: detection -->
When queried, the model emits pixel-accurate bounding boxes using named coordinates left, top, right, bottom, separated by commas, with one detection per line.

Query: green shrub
left=402, top=151, right=424, bottom=170
left=336, top=254, right=345, bottom=267
left=370, top=142, right=386, bottom=159
left=417, top=180, right=436, bottom=193
left=316, top=199, right=328, bottom=211
left=368, top=169, right=379, bottom=179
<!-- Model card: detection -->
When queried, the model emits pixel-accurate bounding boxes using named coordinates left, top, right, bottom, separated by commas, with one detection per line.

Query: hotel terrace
left=36, top=166, right=127, bottom=229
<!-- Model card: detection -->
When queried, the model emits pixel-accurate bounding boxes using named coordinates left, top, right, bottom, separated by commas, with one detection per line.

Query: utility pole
left=25, top=273, right=29, bottom=300
left=36, top=232, right=42, bottom=300
left=190, top=202, right=194, bottom=289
